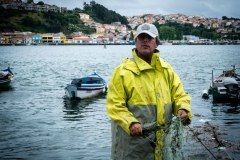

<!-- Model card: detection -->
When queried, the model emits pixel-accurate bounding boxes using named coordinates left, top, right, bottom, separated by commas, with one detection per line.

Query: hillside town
left=0, top=0, right=240, bottom=45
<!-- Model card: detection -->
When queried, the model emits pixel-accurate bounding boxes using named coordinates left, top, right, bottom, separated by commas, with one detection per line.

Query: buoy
left=202, top=90, right=209, bottom=99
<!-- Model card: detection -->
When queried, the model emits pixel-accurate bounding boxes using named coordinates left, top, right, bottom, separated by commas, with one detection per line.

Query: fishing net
left=162, top=116, right=185, bottom=160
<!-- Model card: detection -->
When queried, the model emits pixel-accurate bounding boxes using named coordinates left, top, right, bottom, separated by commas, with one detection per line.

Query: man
left=106, top=23, right=192, bottom=160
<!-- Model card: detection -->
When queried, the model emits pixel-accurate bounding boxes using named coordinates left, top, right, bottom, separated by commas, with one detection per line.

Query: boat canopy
left=71, top=76, right=105, bottom=86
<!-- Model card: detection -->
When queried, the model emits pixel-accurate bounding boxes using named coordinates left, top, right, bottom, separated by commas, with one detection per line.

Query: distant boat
left=65, top=72, right=108, bottom=99
left=0, top=67, right=14, bottom=89
left=204, top=65, right=240, bottom=102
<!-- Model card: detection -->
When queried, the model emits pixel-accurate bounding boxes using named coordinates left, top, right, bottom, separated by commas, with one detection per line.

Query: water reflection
left=211, top=103, right=240, bottom=114
left=63, top=97, right=93, bottom=121
left=62, top=95, right=106, bottom=121
left=225, top=106, right=240, bottom=114
left=212, top=100, right=239, bottom=107
left=0, top=85, right=14, bottom=92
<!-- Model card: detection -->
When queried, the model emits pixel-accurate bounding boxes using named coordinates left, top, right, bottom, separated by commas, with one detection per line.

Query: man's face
left=135, top=33, right=158, bottom=57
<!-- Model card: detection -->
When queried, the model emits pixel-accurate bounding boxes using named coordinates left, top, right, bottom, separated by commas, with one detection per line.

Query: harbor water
left=0, top=45, right=240, bottom=159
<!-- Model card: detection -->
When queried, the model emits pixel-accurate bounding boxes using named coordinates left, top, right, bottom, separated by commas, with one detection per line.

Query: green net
left=163, top=116, right=185, bottom=160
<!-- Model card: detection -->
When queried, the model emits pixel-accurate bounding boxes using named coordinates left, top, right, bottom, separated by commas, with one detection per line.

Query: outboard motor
left=223, top=77, right=239, bottom=101
left=65, top=84, right=77, bottom=98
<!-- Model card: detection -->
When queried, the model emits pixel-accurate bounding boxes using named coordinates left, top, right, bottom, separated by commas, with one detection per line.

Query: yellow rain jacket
left=106, top=48, right=192, bottom=160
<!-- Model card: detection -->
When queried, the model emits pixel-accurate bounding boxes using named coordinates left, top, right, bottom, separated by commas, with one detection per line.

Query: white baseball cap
left=135, top=23, right=160, bottom=44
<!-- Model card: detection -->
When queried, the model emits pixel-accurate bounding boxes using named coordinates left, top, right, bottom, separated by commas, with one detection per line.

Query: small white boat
left=65, top=72, right=107, bottom=99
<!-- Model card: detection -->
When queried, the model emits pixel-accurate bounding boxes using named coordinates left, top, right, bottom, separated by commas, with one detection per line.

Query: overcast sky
left=39, top=0, right=240, bottom=18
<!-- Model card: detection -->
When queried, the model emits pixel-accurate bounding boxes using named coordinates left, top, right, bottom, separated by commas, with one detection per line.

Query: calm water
left=0, top=45, right=239, bottom=159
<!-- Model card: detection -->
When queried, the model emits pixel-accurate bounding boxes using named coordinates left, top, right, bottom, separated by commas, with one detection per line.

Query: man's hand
left=178, top=109, right=190, bottom=125
left=130, top=122, right=142, bottom=136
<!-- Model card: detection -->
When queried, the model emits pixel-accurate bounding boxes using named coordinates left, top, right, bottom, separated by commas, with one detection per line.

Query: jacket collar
left=122, top=48, right=168, bottom=75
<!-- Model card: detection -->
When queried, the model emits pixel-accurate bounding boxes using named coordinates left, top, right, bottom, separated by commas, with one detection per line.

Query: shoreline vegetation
left=1, top=1, right=240, bottom=47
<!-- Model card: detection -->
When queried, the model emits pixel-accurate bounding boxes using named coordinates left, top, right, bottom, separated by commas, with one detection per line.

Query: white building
left=183, top=35, right=200, bottom=43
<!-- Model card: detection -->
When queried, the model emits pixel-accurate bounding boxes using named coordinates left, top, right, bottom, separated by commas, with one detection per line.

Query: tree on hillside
left=27, top=0, right=34, bottom=4
left=83, top=0, right=128, bottom=25
left=159, top=26, right=176, bottom=40
left=222, top=16, right=240, bottom=20
left=130, top=31, right=134, bottom=40
left=37, top=1, right=44, bottom=5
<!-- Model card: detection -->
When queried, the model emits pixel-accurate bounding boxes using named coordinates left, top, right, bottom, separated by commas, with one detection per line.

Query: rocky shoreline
left=183, top=121, right=240, bottom=160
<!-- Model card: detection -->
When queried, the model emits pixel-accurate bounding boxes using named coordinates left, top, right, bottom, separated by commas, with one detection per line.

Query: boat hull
left=65, top=85, right=106, bottom=99
left=210, top=87, right=239, bottom=102
left=77, top=87, right=106, bottom=99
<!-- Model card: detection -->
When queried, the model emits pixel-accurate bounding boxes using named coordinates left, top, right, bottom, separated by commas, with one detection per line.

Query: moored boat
left=65, top=72, right=107, bottom=99
left=0, top=67, right=14, bottom=89
left=206, top=65, right=240, bottom=102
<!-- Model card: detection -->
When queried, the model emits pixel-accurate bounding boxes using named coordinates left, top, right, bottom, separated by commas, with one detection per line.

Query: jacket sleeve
left=106, top=67, right=139, bottom=135
left=168, top=67, right=192, bottom=122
